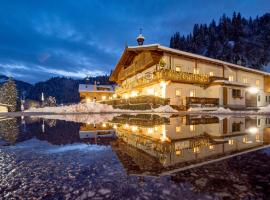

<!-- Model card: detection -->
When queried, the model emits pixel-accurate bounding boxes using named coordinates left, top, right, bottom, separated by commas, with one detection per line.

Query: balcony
left=116, top=69, right=213, bottom=94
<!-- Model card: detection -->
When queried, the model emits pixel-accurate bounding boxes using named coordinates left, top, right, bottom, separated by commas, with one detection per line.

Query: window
left=243, top=77, right=248, bottom=84
left=176, top=126, right=181, bottom=133
left=175, top=66, right=181, bottom=72
left=228, top=139, right=234, bottom=145
left=175, top=89, right=181, bottom=97
left=258, top=95, right=261, bottom=102
left=232, top=89, right=241, bottom=98
left=209, top=71, right=214, bottom=76
left=266, top=96, right=268, bottom=102
left=256, top=80, right=260, bottom=86
left=190, top=90, right=196, bottom=97
left=232, top=123, right=241, bottom=132
left=228, top=75, right=234, bottom=82
left=190, top=125, right=195, bottom=132
left=257, top=119, right=261, bottom=127
left=193, top=68, right=199, bottom=74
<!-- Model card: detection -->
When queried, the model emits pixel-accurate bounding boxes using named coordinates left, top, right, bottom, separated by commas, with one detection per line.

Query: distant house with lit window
left=0, top=103, right=10, bottom=113
left=79, top=82, right=115, bottom=102
left=109, top=33, right=270, bottom=109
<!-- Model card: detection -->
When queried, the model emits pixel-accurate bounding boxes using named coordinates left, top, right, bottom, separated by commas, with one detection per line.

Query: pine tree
left=0, top=78, right=18, bottom=112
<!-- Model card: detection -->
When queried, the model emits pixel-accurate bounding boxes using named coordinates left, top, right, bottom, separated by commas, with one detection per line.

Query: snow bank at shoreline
left=188, top=107, right=233, bottom=113
left=25, top=102, right=178, bottom=113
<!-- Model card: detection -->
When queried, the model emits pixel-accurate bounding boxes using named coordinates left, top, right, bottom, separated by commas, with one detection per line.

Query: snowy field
left=24, top=102, right=270, bottom=114
left=25, top=102, right=178, bottom=113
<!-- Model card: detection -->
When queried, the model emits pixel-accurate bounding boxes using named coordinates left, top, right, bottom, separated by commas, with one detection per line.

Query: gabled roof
left=110, top=44, right=270, bottom=81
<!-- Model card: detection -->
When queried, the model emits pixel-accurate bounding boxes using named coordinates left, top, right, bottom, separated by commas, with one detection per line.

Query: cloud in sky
left=0, top=0, right=269, bottom=83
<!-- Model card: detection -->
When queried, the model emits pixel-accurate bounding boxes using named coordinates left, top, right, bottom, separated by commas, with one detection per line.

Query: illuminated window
left=228, top=75, right=234, bottom=82
left=193, top=68, right=199, bottom=74
left=190, top=125, right=195, bottom=132
left=175, top=89, right=181, bottom=97
left=243, top=77, right=248, bottom=84
left=228, top=139, right=234, bottom=145
left=209, top=71, right=214, bottom=76
left=175, top=66, right=181, bottom=72
left=209, top=145, right=214, bottom=150
left=176, top=126, right=181, bottom=133
left=242, top=137, right=248, bottom=143
left=175, top=150, right=182, bottom=156
left=190, top=90, right=196, bottom=97
left=256, top=80, right=260, bottom=86
left=193, top=147, right=200, bottom=153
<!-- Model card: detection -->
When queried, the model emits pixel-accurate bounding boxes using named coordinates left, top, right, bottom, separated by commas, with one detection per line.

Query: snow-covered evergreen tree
left=0, top=78, right=18, bottom=111
left=170, top=12, right=270, bottom=70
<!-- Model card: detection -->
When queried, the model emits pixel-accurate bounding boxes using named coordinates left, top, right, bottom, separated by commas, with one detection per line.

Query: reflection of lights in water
left=160, top=125, right=170, bottom=142
left=209, top=145, right=214, bottom=150
left=175, top=150, right=181, bottom=156
left=247, top=127, right=258, bottom=134
left=131, top=126, right=138, bottom=132
left=147, top=128, right=153, bottom=134
left=42, top=120, right=45, bottom=133
left=193, top=147, right=200, bottom=153
left=256, top=134, right=260, bottom=142
left=154, top=126, right=158, bottom=131
left=124, top=124, right=129, bottom=129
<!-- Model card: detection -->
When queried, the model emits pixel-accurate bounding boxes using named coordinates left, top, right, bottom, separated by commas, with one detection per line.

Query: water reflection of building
left=79, top=122, right=116, bottom=145
left=110, top=114, right=270, bottom=176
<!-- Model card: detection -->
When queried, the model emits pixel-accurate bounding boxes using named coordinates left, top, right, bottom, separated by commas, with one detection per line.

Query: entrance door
left=223, top=87, right=228, bottom=106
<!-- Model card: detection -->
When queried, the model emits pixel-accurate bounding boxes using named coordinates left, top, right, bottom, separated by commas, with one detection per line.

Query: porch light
left=247, top=127, right=258, bottom=134
left=131, top=91, right=138, bottom=97
left=147, top=88, right=155, bottom=95
left=147, top=128, right=154, bottom=134
left=247, top=87, right=259, bottom=94
left=131, top=126, right=138, bottom=132
left=123, top=94, right=129, bottom=99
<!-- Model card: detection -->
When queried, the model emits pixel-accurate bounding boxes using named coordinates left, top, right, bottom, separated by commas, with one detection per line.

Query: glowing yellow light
left=209, top=145, right=214, bottom=150
left=101, top=96, right=106, bottom=100
left=247, top=87, right=259, bottom=94
left=124, top=124, right=129, bottom=129
left=175, top=150, right=181, bottom=156
left=154, top=126, right=158, bottom=131
left=148, top=128, right=154, bottom=134
left=131, top=126, right=138, bottom=132
left=86, top=98, right=91, bottom=103
left=160, top=81, right=167, bottom=87
left=102, top=123, right=106, bottom=128
left=123, top=94, right=129, bottom=99
left=256, top=134, right=260, bottom=142
left=193, top=147, right=200, bottom=153
left=190, top=125, right=195, bottom=132
left=228, top=139, right=234, bottom=145
left=243, top=137, right=248, bottom=143
left=147, top=88, right=155, bottom=95
left=247, top=127, right=258, bottom=134
left=131, top=91, right=138, bottom=97
left=113, top=94, right=117, bottom=98
left=113, top=125, right=117, bottom=129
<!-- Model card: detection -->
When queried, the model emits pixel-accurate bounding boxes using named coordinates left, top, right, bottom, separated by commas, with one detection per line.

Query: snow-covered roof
left=79, top=84, right=115, bottom=93
left=0, top=103, right=11, bottom=107
left=125, top=44, right=270, bottom=77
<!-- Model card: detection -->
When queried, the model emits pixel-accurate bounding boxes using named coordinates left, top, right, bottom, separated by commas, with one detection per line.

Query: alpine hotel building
left=110, top=34, right=270, bottom=109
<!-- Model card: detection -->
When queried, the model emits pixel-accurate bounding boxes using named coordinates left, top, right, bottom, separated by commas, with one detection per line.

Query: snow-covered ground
left=25, top=102, right=178, bottom=113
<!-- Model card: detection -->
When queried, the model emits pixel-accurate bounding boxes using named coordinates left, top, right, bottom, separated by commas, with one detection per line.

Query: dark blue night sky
left=0, top=0, right=269, bottom=83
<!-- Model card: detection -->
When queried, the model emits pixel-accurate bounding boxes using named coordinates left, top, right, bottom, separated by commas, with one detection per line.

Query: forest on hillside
left=170, top=12, right=270, bottom=70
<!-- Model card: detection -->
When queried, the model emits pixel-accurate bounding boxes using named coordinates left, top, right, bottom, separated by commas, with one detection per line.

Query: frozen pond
left=1, top=114, right=270, bottom=199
